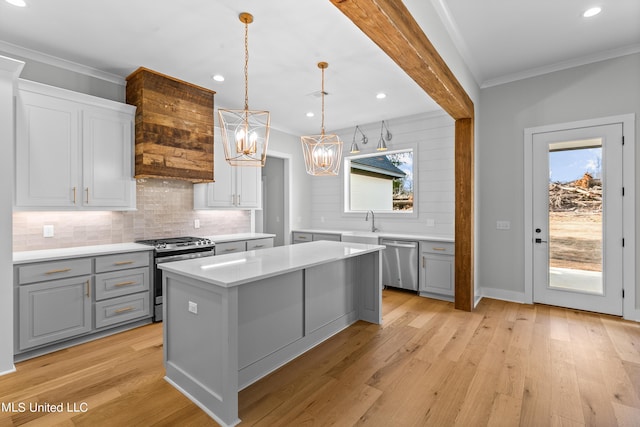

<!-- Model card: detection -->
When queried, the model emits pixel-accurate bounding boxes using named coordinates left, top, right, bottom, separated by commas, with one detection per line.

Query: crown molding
left=0, top=40, right=125, bottom=86
left=430, top=0, right=483, bottom=87
left=481, top=43, right=640, bottom=89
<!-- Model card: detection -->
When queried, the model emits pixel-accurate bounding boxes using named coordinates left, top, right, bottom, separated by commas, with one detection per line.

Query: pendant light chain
left=243, top=18, right=249, bottom=111
left=320, top=63, right=326, bottom=136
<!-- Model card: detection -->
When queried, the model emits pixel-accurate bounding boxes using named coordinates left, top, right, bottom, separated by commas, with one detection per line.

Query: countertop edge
left=13, top=243, right=154, bottom=264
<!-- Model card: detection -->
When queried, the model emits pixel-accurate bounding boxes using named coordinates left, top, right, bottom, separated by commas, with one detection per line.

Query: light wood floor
left=2, top=289, right=639, bottom=426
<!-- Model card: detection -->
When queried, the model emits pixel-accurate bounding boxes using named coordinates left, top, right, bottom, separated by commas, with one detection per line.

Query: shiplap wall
left=309, top=111, right=455, bottom=237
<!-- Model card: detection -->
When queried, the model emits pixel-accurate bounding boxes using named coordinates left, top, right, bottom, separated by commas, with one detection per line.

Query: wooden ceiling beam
left=331, top=0, right=475, bottom=311
left=330, top=0, right=474, bottom=120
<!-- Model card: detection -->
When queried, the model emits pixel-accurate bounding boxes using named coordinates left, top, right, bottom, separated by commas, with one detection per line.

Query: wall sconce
left=377, top=120, right=392, bottom=151
left=350, top=125, right=368, bottom=153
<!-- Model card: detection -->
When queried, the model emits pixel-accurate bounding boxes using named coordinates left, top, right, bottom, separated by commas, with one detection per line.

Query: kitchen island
left=159, top=240, right=384, bottom=426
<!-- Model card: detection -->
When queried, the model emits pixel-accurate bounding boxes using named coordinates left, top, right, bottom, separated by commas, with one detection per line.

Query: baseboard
left=0, top=365, right=16, bottom=377
left=478, top=287, right=527, bottom=304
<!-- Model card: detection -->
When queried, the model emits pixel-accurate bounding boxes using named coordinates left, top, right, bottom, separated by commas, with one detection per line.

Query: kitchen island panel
left=356, top=252, right=383, bottom=324
left=305, top=259, right=354, bottom=335
left=238, top=270, right=304, bottom=370
left=164, top=274, right=239, bottom=426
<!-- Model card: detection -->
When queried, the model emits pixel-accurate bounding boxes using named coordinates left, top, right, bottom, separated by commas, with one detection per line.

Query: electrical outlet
left=188, top=301, right=198, bottom=314
left=496, top=220, right=511, bottom=230
left=194, top=219, right=200, bottom=229
left=43, top=225, right=54, bottom=238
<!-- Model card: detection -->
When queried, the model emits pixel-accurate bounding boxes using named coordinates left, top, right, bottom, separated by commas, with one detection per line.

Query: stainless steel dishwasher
left=381, top=239, right=418, bottom=291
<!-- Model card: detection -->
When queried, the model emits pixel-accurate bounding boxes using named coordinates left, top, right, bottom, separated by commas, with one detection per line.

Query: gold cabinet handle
left=115, top=306, right=135, bottom=314
left=86, top=280, right=90, bottom=298
left=85, top=187, right=89, bottom=203
left=114, top=280, right=137, bottom=287
left=45, top=268, right=72, bottom=275
left=114, top=261, right=134, bottom=266
left=72, top=187, right=76, bottom=204
left=253, top=245, right=265, bottom=248
left=422, top=256, right=425, bottom=268
left=432, top=247, right=446, bottom=251
left=238, top=194, right=241, bottom=205
left=224, top=248, right=236, bottom=252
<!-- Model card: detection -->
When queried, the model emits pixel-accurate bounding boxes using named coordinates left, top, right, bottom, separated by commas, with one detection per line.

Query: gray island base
left=159, top=240, right=385, bottom=426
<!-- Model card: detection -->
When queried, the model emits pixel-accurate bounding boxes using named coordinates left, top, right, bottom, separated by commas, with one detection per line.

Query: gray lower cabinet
left=419, top=241, right=455, bottom=300
left=15, top=250, right=152, bottom=355
left=18, top=274, right=92, bottom=350
left=215, top=238, right=275, bottom=255
left=246, top=237, right=274, bottom=251
left=215, top=240, right=246, bottom=255
left=292, top=231, right=341, bottom=244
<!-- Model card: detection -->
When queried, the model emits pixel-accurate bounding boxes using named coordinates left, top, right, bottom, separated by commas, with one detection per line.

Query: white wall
left=0, top=55, right=24, bottom=375
left=309, top=112, right=455, bottom=237
left=478, top=53, right=640, bottom=307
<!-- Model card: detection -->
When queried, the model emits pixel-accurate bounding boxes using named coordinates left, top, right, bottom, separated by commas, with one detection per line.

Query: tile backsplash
left=13, top=179, right=251, bottom=252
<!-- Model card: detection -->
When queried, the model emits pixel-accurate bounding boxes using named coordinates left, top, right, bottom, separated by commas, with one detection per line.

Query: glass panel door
left=532, top=124, right=622, bottom=315
left=548, top=141, right=602, bottom=294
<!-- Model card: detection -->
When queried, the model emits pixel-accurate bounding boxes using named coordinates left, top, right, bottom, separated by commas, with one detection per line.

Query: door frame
left=524, top=114, right=637, bottom=320
left=251, top=150, right=292, bottom=245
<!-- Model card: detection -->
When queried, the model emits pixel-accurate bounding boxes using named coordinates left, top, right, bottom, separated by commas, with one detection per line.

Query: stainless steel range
left=136, top=236, right=215, bottom=322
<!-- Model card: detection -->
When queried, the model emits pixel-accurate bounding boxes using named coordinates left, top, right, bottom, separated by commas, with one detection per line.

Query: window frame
left=342, top=146, right=418, bottom=218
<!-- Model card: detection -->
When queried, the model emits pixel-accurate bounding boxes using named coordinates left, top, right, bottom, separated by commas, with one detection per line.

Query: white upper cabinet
left=193, top=127, right=261, bottom=210
left=15, top=80, right=136, bottom=210
left=82, top=106, right=134, bottom=207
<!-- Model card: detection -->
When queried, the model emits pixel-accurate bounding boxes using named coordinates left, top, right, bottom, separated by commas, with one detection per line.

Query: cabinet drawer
left=95, top=251, right=150, bottom=273
left=420, top=241, right=454, bottom=255
left=292, top=232, right=312, bottom=243
left=247, top=238, right=274, bottom=251
left=312, top=233, right=341, bottom=242
left=95, top=267, right=149, bottom=301
left=95, top=292, right=150, bottom=329
left=17, top=258, right=92, bottom=285
left=215, top=241, right=246, bottom=255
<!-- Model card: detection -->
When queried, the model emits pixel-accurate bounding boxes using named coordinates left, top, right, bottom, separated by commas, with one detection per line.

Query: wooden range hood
left=126, top=67, right=216, bottom=183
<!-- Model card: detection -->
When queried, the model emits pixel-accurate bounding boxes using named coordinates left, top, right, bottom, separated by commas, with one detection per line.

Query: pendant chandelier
left=301, top=62, right=343, bottom=176
left=218, top=12, right=270, bottom=167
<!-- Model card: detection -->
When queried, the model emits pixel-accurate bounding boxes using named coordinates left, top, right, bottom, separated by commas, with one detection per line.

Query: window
left=344, top=148, right=414, bottom=213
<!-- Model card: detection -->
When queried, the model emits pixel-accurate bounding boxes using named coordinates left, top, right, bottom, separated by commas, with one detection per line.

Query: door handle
left=535, top=238, right=548, bottom=244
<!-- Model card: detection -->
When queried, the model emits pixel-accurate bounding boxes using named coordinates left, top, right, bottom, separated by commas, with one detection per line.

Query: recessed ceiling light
left=306, top=112, right=314, bottom=118
left=583, top=7, right=602, bottom=18
left=5, top=0, right=27, bottom=7
left=376, top=92, right=387, bottom=99
left=211, top=74, right=225, bottom=82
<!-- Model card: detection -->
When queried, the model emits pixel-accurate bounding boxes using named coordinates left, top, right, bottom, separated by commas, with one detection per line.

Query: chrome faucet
left=365, top=210, right=378, bottom=232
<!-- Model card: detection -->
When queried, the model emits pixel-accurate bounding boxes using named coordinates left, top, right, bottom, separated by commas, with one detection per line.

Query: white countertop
left=293, top=229, right=454, bottom=243
left=13, top=243, right=153, bottom=264
left=204, top=233, right=275, bottom=243
left=13, top=233, right=276, bottom=265
left=159, top=240, right=385, bottom=288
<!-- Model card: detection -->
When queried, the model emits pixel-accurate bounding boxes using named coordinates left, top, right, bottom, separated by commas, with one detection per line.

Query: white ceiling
left=1, top=0, right=638, bottom=135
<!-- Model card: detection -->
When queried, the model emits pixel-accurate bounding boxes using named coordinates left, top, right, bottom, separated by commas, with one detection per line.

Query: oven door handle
left=155, top=250, right=216, bottom=264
